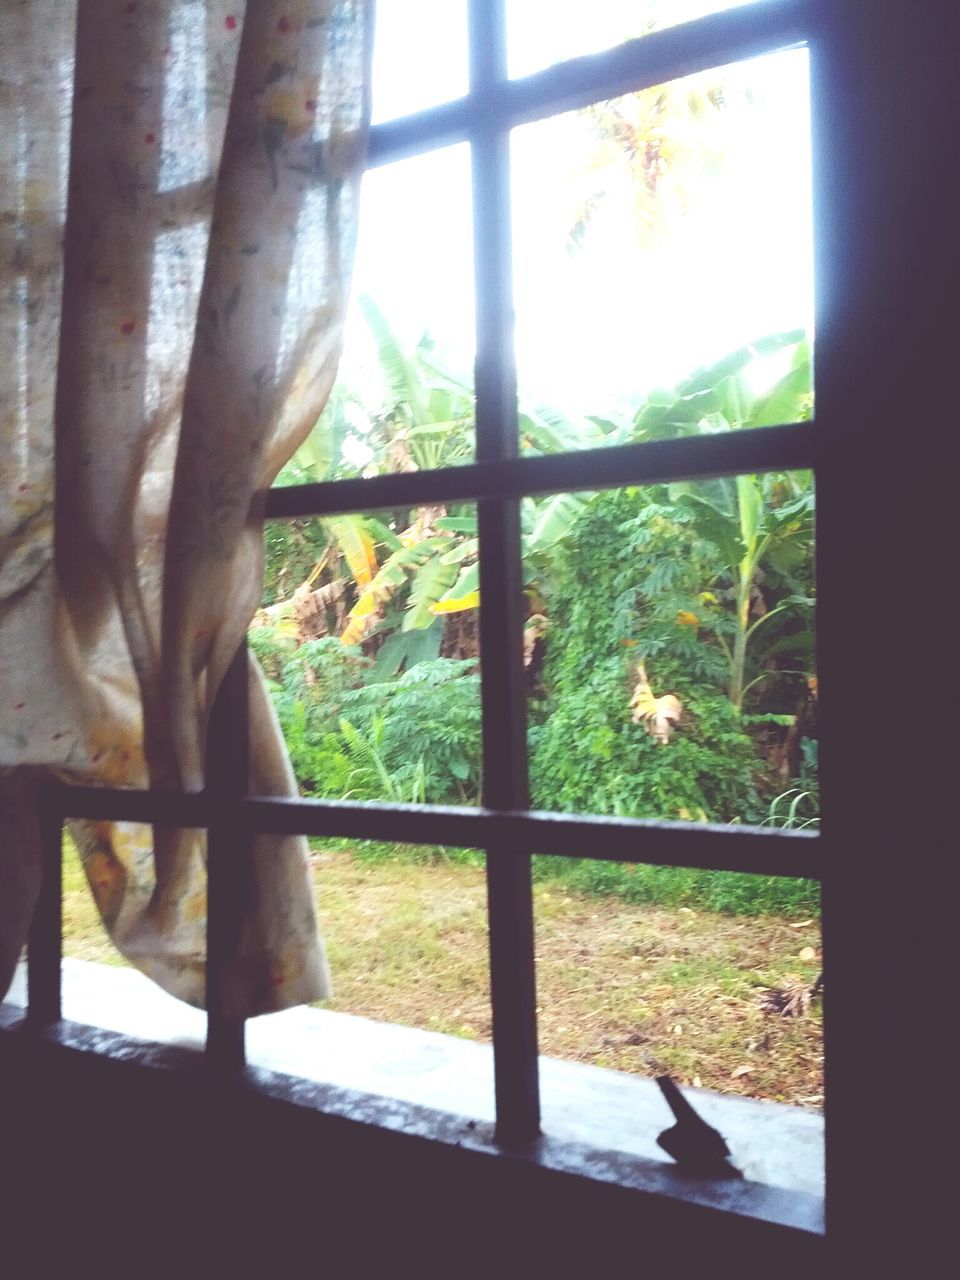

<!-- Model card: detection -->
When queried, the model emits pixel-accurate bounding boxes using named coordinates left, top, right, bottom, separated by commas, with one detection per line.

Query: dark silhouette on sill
left=657, top=1075, right=741, bottom=1178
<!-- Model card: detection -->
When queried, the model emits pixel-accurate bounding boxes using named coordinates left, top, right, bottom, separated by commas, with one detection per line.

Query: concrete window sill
left=2, top=957, right=823, bottom=1236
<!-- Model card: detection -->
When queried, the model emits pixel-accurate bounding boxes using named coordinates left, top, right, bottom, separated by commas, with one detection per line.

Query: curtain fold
left=1, top=0, right=372, bottom=1017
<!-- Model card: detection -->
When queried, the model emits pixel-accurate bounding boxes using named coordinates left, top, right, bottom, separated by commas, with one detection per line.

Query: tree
left=633, top=332, right=814, bottom=710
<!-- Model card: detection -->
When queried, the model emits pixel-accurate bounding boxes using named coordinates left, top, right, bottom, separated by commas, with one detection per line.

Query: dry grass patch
left=62, top=841, right=822, bottom=1108
left=532, top=887, right=822, bottom=1106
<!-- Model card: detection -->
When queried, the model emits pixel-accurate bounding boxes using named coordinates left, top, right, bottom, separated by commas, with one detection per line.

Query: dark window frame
left=14, top=0, right=953, bottom=1255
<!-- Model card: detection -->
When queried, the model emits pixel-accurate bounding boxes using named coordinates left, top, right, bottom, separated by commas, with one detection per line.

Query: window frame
left=16, top=0, right=950, bottom=1253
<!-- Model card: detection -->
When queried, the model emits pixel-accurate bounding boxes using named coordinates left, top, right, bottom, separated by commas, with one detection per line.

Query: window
left=12, top=0, right=952, bottom=1258
left=253, top=0, right=821, bottom=1142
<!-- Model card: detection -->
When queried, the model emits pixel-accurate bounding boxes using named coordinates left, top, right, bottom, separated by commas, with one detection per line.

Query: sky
left=336, top=1, right=813, bottom=430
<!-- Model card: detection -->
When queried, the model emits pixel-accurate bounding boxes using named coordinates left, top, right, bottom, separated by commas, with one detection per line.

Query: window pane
left=257, top=503, right=482, bottom=808
left=508, top=0, right=760, bottom=79
left=60, top=823, right=213, bottom=1023
left=62, top=829, right=129, bottom=969
left=533, top=873, right=823, bottom=1185
left=372, top=0, right=468, bottom=124
left=525, top=472, right=817, bottom=826
left=511, top=49, right=813, bottom=446
left=314, top=842, right=491, bottom=1046
left=278, top=146, right=475, bottom=484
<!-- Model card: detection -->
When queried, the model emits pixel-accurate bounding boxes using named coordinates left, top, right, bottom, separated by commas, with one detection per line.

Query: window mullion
left=26, top=782, right=64, bottom=1023
left=262, top=420, right=818, bottom=520
left=41, top=784, right=824, bottom=880
left=205, top=638, right=250, bottom=1069
left=470, top=0, right=540, bottom=1146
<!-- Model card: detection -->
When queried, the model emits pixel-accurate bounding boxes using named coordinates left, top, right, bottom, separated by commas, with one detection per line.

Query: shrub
left=340, top=658, right=482, bottom=804
left=529, top=490, right=763, bottom=825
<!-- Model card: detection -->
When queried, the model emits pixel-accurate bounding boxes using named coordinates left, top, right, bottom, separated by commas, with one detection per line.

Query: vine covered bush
left=527, top=487, right=818, bottom=914
left=529, top=489, right=764, bottom=826
left=250, top=631, right=482, bottom=807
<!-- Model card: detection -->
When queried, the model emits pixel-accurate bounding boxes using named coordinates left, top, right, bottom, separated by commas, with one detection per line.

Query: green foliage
left=250, top=629, right=482, bottom=805
left=530, top=488, right=766, bottom=824
left=763, top=787, right=819, bottom=831
left=257, top=322, right=819, bottom=918
left=340, top=659, right=482, bottom=803
left=250, top=635, right=369, bottom=797
left=525, top=454, right=817, bottom=914
left=531, top=665, right=760, bottom=823
left=338, top=717, right=429, bottom=804
left=262, top=518, right=329, bottom=607
left=530, top=857, right=819, bottom=917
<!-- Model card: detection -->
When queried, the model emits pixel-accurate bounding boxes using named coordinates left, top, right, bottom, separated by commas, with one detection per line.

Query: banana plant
left=658, top=334, right=815, bottom=710
left=339, top=486, right=597, bottom=646
left=633, top=329, right=810, bottom=444
left=267, top=290, right=473, bottom=633
left=339, top=515, right=476, bottom=646
left=273, top=306, right=813, bottom=705
left=355, top=294, right=475, bottom=473
left=709, top=470, right=813, bottom=711
left=335, top=395, right=602, bottom=647
left=270, top=388, right=380, bottom=604
left=279, top=293, right=624, bottom=645
left=340, top=333, right=813, bottom=660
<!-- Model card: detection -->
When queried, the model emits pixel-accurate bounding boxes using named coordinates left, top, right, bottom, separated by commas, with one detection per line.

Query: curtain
left=0, top=0, right=372, bottom=1017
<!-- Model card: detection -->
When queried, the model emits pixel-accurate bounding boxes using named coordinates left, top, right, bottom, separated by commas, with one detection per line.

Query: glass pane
left=314, top=841, right=491, bottom=1045
left=508, top=0, right=760, bottom=79
left=534, top=874, right=823, bottom=1184
left=511, top=49, right=813, bottom=447
left=62, top=829, right=129, bottom=969
left=256, top=503, right=482, bottom=808
left=525, top=472, right=817, bottom=825
left=277, top=145, right=475, bottom=485
left=372, top=0, right=469, bottom=124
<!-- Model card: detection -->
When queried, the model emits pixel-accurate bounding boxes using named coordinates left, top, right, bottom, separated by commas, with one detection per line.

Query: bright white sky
left=339, top=0, right=813, bottom=426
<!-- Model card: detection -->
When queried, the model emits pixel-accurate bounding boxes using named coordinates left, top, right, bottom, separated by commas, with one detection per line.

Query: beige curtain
left=0, top=0, right=372, bottom=1017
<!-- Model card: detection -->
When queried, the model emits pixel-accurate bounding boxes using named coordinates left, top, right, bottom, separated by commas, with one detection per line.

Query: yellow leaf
left=339, top=617, right=367, bottom=647
left=329, top=517, right=378, bottom=588
left=346, top=531, right=377, bottom=587
left=523, top=614, right=549, bottom=667
left=339, top=588, right=378, bottom=646
left=343, top=572, right=403, bottom=645
left=676, top=609, right=699, bottom=627
left=630, top=664, right=682, bottom=743
left=430, top=590, right=480, bottom=614
left=348, top=590, right=380, bottom=621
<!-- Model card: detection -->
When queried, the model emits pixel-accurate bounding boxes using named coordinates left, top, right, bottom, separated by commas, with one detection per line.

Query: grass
left=62, top=833, right=128, bottom=967
left=310, top=838, right=821, bottom=917
left=62, top=839, right=823, bottom=1108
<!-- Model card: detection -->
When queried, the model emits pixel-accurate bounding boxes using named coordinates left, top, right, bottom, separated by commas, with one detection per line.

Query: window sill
left=2, top=958, right=823, bottom=1238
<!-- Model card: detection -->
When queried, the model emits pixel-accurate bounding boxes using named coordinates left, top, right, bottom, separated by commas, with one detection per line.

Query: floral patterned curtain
left=0, top=0, right=372, bottom=1016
